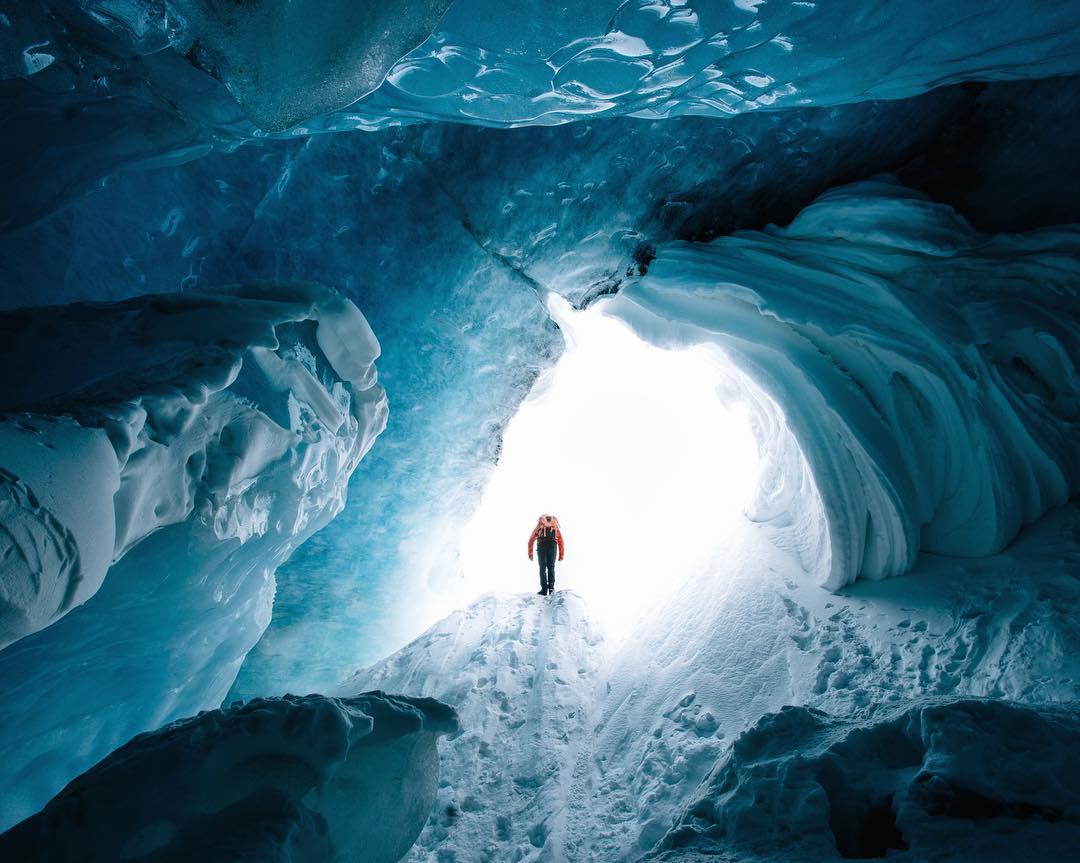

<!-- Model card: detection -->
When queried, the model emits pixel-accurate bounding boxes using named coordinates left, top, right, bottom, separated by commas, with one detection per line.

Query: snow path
left=338, top=591, right=609, bottom=862
left=341, top=506, right=1079, bottom=862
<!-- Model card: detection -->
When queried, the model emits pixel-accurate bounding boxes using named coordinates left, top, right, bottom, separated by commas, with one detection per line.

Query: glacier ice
left=7, top=80, right=1075, bottom=700
left=0, top=691, right=459, bottom=863
left=3, top=2, right=1080, bottom=229
left=0, top=283, right=386, bottom=829
left=608, top=177, right=1080, bottom=588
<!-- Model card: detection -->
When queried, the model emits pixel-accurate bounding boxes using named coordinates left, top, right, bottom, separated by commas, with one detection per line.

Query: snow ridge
left=652, top=699, right=1080, bottom=863
left=338, top=506, right=1080, bottom=861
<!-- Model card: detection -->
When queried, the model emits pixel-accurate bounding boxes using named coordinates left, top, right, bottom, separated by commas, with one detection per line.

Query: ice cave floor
left=341, top=504, right=1080, bottom=863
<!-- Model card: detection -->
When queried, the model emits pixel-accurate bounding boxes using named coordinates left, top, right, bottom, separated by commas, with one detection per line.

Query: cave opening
left=457, top=294, right=763, bottom=638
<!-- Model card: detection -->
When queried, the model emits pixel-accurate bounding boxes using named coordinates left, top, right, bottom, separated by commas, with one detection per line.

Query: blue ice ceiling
left=1, top=0, right=1079, bottom=855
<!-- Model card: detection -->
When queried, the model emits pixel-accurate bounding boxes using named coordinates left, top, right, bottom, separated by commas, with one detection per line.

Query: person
left=527, top=514, right=565, bottom=596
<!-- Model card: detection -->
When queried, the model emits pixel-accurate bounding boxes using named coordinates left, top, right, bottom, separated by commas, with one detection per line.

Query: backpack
left=538, top=522, right=558, bottom=543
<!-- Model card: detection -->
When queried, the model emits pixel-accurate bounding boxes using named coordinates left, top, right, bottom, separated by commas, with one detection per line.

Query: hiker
left=527, top=514, right=565, bottom=596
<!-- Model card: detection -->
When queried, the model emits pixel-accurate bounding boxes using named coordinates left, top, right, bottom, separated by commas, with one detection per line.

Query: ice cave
left=0, top=2, right=1079, bottom=861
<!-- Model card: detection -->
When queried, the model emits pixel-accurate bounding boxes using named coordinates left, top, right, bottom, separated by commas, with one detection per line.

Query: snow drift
left=0, top=283, right=387, bottom=829
left=655, top=699, right=1080, bottom=862
left=0, top=691, right=459, bottom=863
left=609, top=178, right=1080, bottom=589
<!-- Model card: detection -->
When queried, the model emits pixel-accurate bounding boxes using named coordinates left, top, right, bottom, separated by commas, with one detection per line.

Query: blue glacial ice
left=3, top=0, right=1080, bottom=228
left=0, top=76, right=1077, bottom=704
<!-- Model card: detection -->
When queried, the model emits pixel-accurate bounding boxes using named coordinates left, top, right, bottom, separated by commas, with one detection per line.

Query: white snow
left=337, top=502, right=1080, bottom=861
left=0, top=281, right=385, bottom=649
left=0, top=692, right=459, bottom=863
left=337, top=591, right=607, bottom=862
left=0, top=282, right=387, bottom=829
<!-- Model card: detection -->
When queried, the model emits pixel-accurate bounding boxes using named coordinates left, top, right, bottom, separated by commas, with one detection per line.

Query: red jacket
left=528, top=516, right=565, bottom=560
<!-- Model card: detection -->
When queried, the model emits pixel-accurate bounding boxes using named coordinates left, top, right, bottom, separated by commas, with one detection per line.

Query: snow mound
left=0, top=282, right=387, bottom=829
left=337, top=590, right=607, bottom=862
left=0, top=692, right=458, bottom=863
left=654, top=699, right=1080, bottom=862
left=611, top=177, right=1080, bottom=588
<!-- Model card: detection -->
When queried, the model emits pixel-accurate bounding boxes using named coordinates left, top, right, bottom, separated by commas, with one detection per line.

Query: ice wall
left=0, top=692, right=459, bottom=863
left=610, top=178, right=1080, bottom=588
left=0, top=283, right=386, bottom=829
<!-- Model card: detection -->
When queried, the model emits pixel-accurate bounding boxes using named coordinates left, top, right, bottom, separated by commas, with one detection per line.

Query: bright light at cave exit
left=458, top=295, right=761, bottom=639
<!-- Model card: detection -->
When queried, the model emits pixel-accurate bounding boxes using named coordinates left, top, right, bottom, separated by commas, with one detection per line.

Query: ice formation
left=0, top=283, right=386, bottom=828
left=609, top=178, right=1080, bottom=588
left=4, top=2, right=1080, bottom=230
left=0, top=691, right=459, bottom=863
left=1, top=1, right=1079, bottom=860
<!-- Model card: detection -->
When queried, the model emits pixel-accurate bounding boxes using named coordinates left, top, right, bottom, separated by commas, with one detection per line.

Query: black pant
left=537, top=541, right=557, bottom=591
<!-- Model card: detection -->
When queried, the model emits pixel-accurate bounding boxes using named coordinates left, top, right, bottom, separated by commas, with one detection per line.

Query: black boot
left=537, top=588, right=548, bottom=596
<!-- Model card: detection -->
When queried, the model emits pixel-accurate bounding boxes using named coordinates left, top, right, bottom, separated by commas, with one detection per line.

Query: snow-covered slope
left=610, top=178, right=1080, bottom=589
left=0, top=692, right=459, bottom=863
left=338, top=591, right=607, bottom=862
left=336, top=505, right=1080, bottom=862
left=0, top=283, right=387, bottom=830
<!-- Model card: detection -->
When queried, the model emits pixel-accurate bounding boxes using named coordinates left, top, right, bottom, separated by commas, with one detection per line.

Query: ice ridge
left=610, top=177, right=1080, bottom=588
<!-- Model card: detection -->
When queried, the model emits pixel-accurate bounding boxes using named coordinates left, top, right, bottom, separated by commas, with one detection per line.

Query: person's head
left=540, top=513, right=554, bottom=523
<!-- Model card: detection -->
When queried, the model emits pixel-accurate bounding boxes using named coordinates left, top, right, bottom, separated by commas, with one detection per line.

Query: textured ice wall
left=0, top=692, right=459, bottom=863
left=168, top=0, right=452, bottom=131
left=0, top=283, right=386, bottom=829
left=611, top=178, right=1080, bottom=588
left=3, top=1, right=1080, bottom=229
